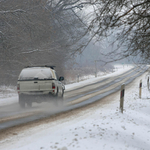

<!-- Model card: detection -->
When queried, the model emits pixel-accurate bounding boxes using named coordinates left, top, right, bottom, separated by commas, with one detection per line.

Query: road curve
left=0, top=66, right=148, bottom=131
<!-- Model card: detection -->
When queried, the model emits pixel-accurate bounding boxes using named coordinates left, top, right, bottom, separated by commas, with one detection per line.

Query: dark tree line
left=0, top=0, right=89, bottom=85
left=1, top=0, right=150, bottom=85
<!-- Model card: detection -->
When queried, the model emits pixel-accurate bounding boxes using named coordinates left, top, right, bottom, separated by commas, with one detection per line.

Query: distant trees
left=0, top=0, right=88, bottom=84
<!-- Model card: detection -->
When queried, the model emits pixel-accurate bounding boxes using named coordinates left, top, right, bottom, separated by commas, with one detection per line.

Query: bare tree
left=83, top=0, right=150, bottom=64
left=0, top=0, right=89, bottom=85
left=2, top=0, right=147, bottom=85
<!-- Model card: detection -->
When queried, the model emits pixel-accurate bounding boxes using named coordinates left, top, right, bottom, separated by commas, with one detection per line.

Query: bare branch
left=0, top=9, right=26, bottom=14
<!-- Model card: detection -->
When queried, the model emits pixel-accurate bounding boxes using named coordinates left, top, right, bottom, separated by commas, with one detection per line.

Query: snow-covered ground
left=66, top=64, right=134, bottom=91
left=1, top=64, right=150, bottom=150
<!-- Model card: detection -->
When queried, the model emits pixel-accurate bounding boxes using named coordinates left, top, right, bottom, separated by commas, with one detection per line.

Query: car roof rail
left=25, top=65, right=56, bottom=69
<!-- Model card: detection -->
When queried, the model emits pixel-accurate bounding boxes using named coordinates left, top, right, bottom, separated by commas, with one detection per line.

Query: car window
left=18, top=68, right=53, bottom=80
left=50, top=69, right=57, bottom=80
left=55, top=72, right=59, bottom=80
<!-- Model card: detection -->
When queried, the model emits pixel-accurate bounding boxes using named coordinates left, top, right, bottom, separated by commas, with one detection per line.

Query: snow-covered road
left=0, top=65, right=150, bottom=150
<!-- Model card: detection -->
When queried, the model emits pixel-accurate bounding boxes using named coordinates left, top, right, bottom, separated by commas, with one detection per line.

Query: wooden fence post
left=147, top=76, right=149, bottom=90
left=139, top=79, right=142, bottom=99
left=120, top=84, right=125, bottom=113
left=77, top=74, right=79, bottom=82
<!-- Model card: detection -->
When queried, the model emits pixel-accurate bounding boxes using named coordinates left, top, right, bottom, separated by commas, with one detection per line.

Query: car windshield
left=18, top=68, right=53, bottom=80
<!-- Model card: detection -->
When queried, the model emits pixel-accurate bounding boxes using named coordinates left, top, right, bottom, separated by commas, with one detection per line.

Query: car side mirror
left=59, top=76, right=64, bottom=81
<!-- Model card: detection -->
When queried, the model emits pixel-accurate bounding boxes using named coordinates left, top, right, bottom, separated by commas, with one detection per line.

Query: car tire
left=27, top=101, right=32, bottom=108
left=19, top=95, right=25, bottom=108
left=57, top=89, right=64, bottom=106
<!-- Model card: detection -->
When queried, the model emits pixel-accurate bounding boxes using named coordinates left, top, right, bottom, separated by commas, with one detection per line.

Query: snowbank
left=65, top=64, right=134, bottom=91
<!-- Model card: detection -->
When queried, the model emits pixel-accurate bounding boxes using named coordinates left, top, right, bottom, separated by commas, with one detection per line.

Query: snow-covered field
left=0, top=64, right=150, bottom=150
